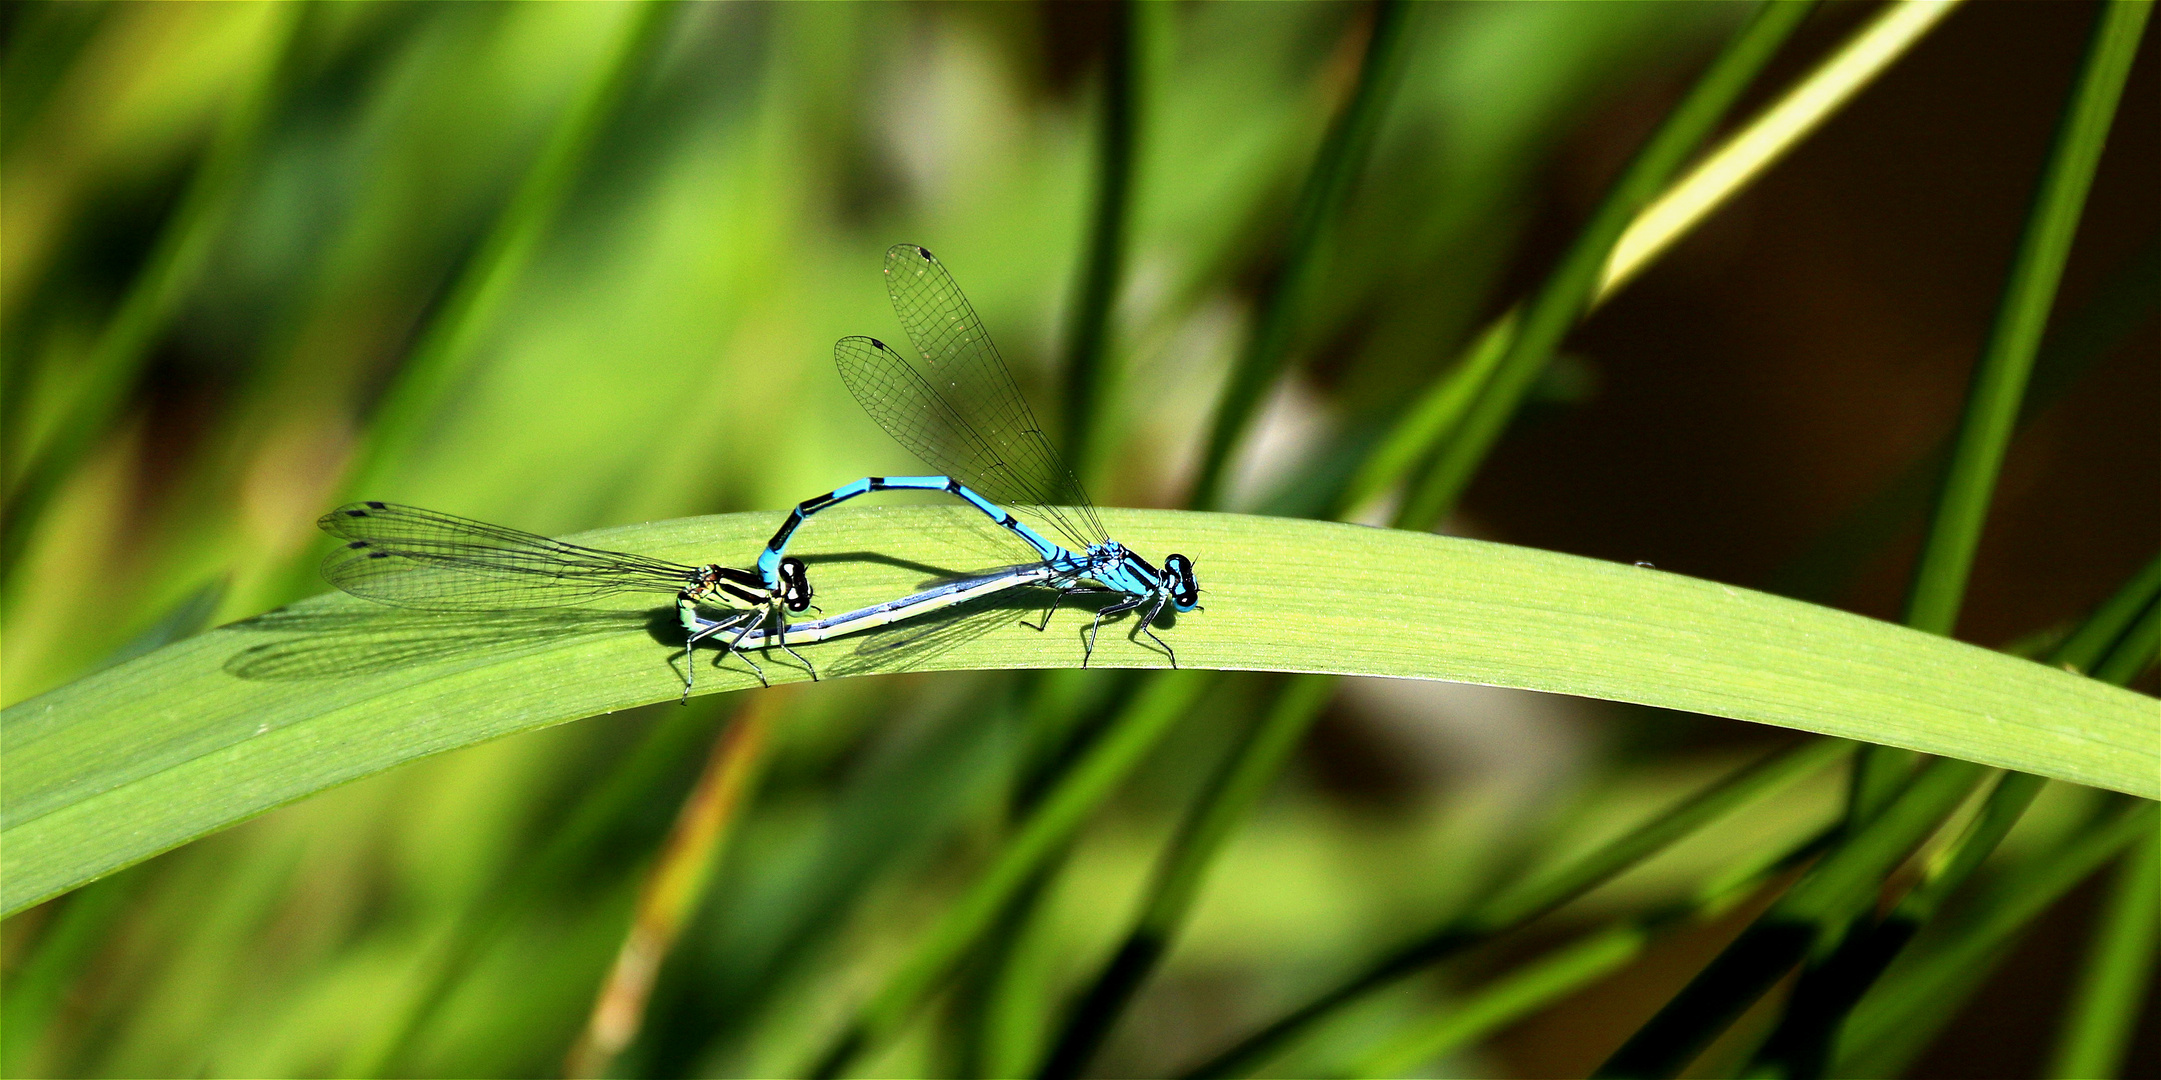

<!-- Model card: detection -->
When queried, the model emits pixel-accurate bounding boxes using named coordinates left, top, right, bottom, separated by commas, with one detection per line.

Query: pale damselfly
left=318, top=501, right=814, bottom=697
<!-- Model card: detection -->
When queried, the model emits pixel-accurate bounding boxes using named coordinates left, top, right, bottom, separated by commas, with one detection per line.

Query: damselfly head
left=779, top=556, right=814, bottom=613
left=1164, top=553, right=1199, bottom=612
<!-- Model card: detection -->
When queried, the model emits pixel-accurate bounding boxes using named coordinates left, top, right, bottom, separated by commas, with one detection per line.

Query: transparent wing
left=318, top=502, right=698, bottom=610
left=833, top=243, right=1107, bottom=551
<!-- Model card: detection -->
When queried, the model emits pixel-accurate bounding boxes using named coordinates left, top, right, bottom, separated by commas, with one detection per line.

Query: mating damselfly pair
left=320, top=245, right=1201, bottom=698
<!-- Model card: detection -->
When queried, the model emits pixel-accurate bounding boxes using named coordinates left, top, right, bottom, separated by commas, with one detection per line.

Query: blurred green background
left=2, top=2, right=2154, bottom=1077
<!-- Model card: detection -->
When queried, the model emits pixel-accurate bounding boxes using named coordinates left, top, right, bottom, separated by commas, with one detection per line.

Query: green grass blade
left=1333, top=312, right=1512, bottom=524
left=1181, top=738, right=1848, bottom=1079
left=1400, top=0, right=1815, bottom=530
left=4, top=506, right=2155, bottom=919
left=2045, top=823, right=2161, bottom=1080
left=1350, top=924, right=1652, bottom=1079
left=0, top=871, right=144, bottom=1076
left=958, top=847, right=1067, bottom=1079
left=1833, top=0, right=2156, bottom=1023
left=1039, top=672, right=1337, bottom=1080
left=1341, top=825, right=1838, bottom=1080
left=1895, top=768, right=2048, bottom=927
left=93, top=577, right=230, bottom=672
left=1902, top=0, right=2152, bottom=636
left=808, top=669, right=1219, bottom=1078
left=1744, top=770, right=2041, bottom=1079
left=1059, top=0, right=1140, bottom=477
left=1770, top=241, right=2161, bottom=604
left=1834, top=798, right=2159, bottom=1077
left=967, top=671, right=1156, bottom=1076
left=1592, top=756, right=1991, bottom=1079
left=1850, top=0, right=2151, bottom=975
left=0, top=2, right=111, bottom=156
left=637, top=676, right=1025, bottom=1076
left=2060, top=551, right=2161, bottom=674
left=2092, top=594, right=2161, bottom=687
left=1747, top=550, right=2161, bottom=1078
left=1597, top=0, right=1964, bottom=297
left=1189, top=0, right=1411, bottom=509
left=1356, top=0, right=1957, bottom=524
left=1635, top=557, right=2161, bottom=1080
left=356, top=701, right=731, bottom=1076
left=566, top=693, right=775, bottom=1078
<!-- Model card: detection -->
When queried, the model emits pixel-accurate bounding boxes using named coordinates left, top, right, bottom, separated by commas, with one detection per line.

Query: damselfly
left=754, top=244, right=1200, bottom=666
left=318, top=501, right=815, bottom=696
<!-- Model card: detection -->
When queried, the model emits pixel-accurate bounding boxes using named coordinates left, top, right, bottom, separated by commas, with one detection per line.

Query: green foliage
left=3, top=3, right=2153, bottom=1078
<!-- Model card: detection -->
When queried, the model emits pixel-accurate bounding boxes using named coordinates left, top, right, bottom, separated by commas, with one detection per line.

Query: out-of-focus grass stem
left=1595, top=755, right=1991, bottom=1078
left=967, top=670, right=1154, bottom=1075
left=0, top=3, right=111, bottom=158
left=1748, top=552, right=2161, bottom=1078
left=1330, top=313, right=1513, bottom=522
left=2056, top=550, right=2161, bottom=675
left=808, top=671, right=1218, bottom=1079
left=0, top=3, right=300, bottom=591
left=0, top=873, right=143, bottom=1077
left=1348, top=923, right=1652, bottom=1079
left=1180, top=737, right=1848, bottom=1079
left=1349, top=0, right=1958, bottom=524
left=2090, top=594, right=2161, bottom=686
left=2045, top=824, right=2161, bottom=1080
left=1770, top=241, right=2160, bottom=604
left=1744, top=770, right=2044, bottom=1079
left=1723, top=5, right=2151, bottom=1068
left=1598, top=0, right=1966, bottom=297
left=1835, top=798, right=2159, bottom=1077
left=331, top=0, right=678, bottom=505
left=1901, top=0, right=2150, bottom=638
left=1395, top=0, right=1815, bottom=533
left=1347, top=834, right=1841, bottom=1080
left=349, top=702, right=733, bottom=1077
left=1852, top=0, right=2148, bottom=901
left=1038, top=673, right=1336, bottom=1080
left=1187, top=0, right=1409, bottom=510
left=565, top=691, right=777, bottom=1079
left=1059, top=1, right=1139, bottom=480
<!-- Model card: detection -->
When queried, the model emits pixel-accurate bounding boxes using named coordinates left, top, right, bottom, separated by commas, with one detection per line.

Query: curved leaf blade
left=4, top=506, right=2153, bottom=916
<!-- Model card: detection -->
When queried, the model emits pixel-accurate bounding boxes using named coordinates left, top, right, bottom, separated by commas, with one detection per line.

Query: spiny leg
left=678, top=598, right=711, bottom=702
left=688, top=609, right=769, bottom=692
left=1030, top=581, right=1108, bottom=632
left=1131, top=591, right=1176, bottom=668
left=1082, top=595, right=1148, bottom=668
left=681, top=596, right=767, bottom=697
left=771, top=609, right=818, bottom=681
left=1031, top=588, right=1068, bottom=632
left=720, top=612, right=769, bottom=687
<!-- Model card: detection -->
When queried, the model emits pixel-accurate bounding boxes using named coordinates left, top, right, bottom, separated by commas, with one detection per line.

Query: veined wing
left=833, top=243, right=1106, bottom=552
left=319, top=501, right=699, bottom=610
